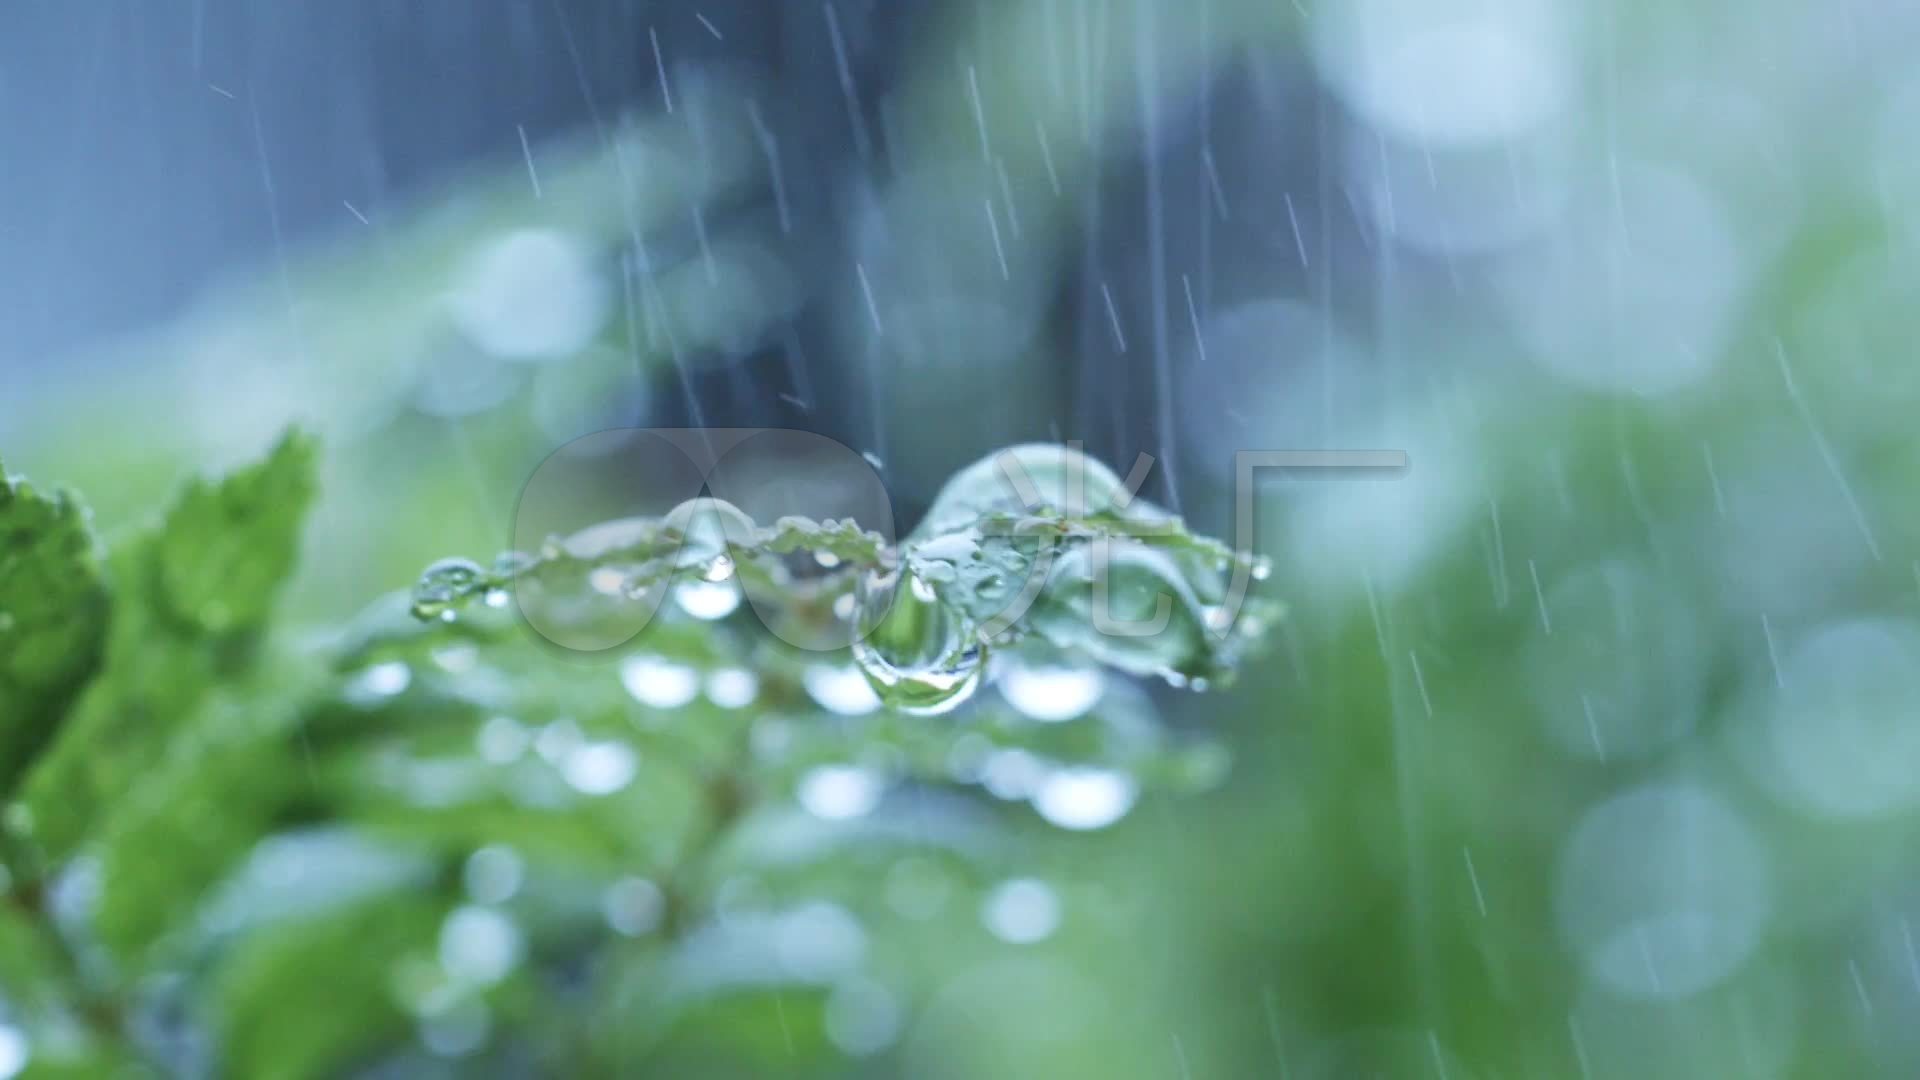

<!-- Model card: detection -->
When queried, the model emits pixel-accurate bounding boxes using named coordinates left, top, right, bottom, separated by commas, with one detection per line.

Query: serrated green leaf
left=0, top=465, right=109, bottom=795
left=88, top=692, right=313, bottom=964
left=155, top=433, right=319, bottom=635
left=7, top=432, right=319, bottom=876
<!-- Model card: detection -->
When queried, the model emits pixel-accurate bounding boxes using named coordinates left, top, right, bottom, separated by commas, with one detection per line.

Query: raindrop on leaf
left=851, top=567, right=985, bottom=715
left=412, top=557, right=488, bottom=619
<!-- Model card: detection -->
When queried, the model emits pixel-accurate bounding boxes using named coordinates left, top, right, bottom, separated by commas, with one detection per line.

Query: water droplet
left=815, top=550, right=843, bottom=569
left=413, top=557, right=488, bottom=620
left=1031, top=768, right=1138, bottom=830
left=561, top=741, right=638, bottom=796
left=803, top=664, right=883, bottom=716
left=908, top=531, right=981, bottom=586
left=915, top=444, right=1144, bottom=539
left=439, top=906, right=523, bottom=986
left=704, top=667, right=759, bottom=709
left=620, top=655, right=699, bottom=709
left=981, top=878, right=1060, bottom=945
left=998, top=657, right=1105, bottom=722
left=492, top=550, right=535, bottom=576
left=483, top=588, right=510, bottom=609
left=797, top=765, right=886, bottom=820
left=704, top=555, right=735, bottom=582
left=663, top=497, right=757, bottom=570
left=851, top=568, right=985, bottom=715
left=1033, top=542, right=1211, bottom=682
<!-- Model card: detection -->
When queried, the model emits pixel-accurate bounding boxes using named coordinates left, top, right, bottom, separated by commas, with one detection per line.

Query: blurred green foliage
left=5, top=0, right=1920, bottom=1076
left=0, top=435, right=1259, bottom=1077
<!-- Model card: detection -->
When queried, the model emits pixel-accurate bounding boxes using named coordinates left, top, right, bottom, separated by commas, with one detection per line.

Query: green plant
left=0, top=435, right=1270, bottom=1077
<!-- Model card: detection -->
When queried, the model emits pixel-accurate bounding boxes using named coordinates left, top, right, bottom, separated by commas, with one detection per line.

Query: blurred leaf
left=210, top=895, right=445, bottom=1080
left=88, top=685, right=317, bottom=965
left=153, top=433, right=319, bottom=635
left=0, top=461, right=109, bottom=795
left=7, top=433, right=318, bottom=875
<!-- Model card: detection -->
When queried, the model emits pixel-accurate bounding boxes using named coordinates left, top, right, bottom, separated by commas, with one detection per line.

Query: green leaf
left=0, top=907, right=146, bottom=1077
left=211, top=895, right=446, bottom=1080
left=0, top=462, right=110, bottom=795
left=87, top=682, right=317, bottom=964
left=154, top=435, right=319, bottom=635
left=0, top=905, right=72, bottom=1012
left=6, top=433, right=319, bottom=876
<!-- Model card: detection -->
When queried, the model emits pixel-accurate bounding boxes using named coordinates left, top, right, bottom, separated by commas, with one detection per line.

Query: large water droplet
left=663, top=497, right=757, bottom=570
left=413, top=557, right=488, bottom=620
left=915, top=444, right=1149, bottom=539
left=851, top=568, right=985, bottom=715
left=1032, top=542, right=1210, bottom=680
